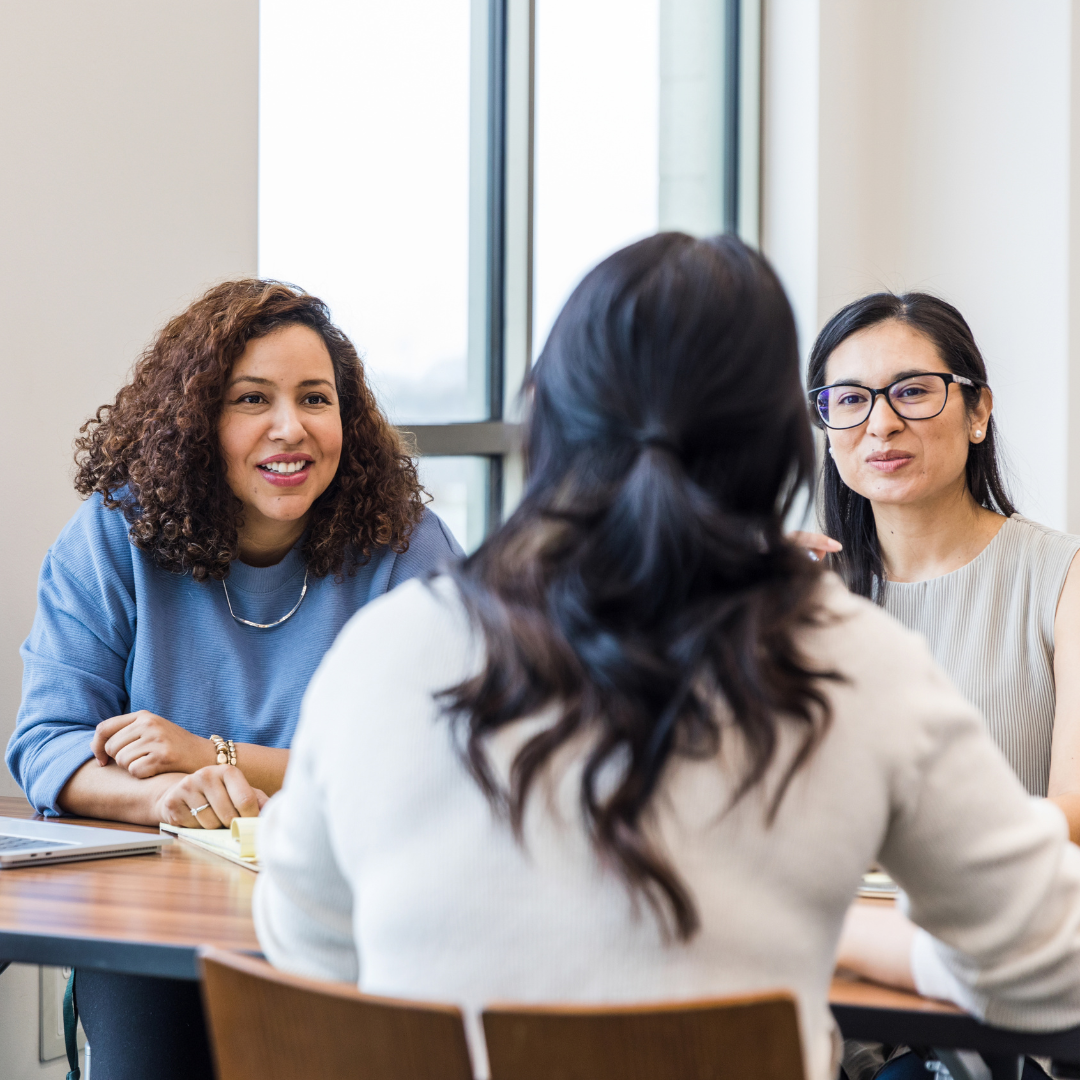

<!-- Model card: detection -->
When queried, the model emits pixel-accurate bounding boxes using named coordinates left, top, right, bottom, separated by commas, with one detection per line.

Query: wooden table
left=2, top=794, right=1080, bottom=1077
left=829, top=972, right=1080, bottom=1078
left=829, top=898, right=1080, bottom=1080
left=0, top=795, right=258, bottom=980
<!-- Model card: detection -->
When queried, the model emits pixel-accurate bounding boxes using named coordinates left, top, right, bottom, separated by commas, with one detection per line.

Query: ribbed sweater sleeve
left=886, top=703, right=1080, bottom=1028
left=8, top=545, right=136, bottom=815
left=10, top=497, right=462, bottom=818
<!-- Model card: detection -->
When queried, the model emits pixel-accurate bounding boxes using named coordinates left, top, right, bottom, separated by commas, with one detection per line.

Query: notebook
left=159, top=817, right=261, bottom=872
left=858, top=870, right=898, bottom=899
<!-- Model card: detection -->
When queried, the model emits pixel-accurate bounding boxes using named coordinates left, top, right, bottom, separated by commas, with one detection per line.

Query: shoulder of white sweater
left=308, top=574, right=475, bottom=702
left=324, top=568, right=973, bottom=709
left=309, top=568, right=980, bottom=759
left=296, top=575, right=474, bottom=750
left=332, top=569, right=923, bottom=665
left=334, top=572, right=468, bottom=651
left=806, top=570, right=945, bottom=670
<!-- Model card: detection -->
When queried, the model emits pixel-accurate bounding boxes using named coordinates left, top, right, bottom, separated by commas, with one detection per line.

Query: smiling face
left=823, top=319, right=992, bottom=510
left=218, top=324, right=344, bottom=554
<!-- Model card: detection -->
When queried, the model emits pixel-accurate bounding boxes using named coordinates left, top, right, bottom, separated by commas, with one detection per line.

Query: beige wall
left=0, top=0, right=259, bottom=825
left=763, top=0, right=1080, bottom=532
left=0, top=3, right=256, bottom=1070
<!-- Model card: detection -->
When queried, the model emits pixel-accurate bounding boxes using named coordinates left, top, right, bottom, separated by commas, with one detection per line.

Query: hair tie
left=636, top=432, right=681, bottom=457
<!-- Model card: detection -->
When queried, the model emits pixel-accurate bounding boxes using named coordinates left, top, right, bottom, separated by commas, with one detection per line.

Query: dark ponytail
left=807, top=293, right=1016, bottom=600
left=441, top=233, right=838, bottom=940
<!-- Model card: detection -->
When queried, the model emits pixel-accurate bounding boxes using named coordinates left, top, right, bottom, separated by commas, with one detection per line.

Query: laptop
left=0, top=816, right=172, bottom=867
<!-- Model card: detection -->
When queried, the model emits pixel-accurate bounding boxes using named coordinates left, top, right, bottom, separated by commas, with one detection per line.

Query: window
left=260, top=0, right=760, bottom=552
left=259, top=0, right=475, bottom=425
left=533, top=0, right=660, bottom=355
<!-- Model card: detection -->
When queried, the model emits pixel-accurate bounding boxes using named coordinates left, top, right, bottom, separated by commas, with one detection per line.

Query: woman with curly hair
left=8, top=279, right=461, bottom=1080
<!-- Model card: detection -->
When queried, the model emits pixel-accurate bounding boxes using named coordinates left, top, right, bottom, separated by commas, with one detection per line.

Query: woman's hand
left=155, top=765, right=268, bottom=829
left=93, top=710, right=215, bottom=778
left=788, top=531, right=843, bottom=561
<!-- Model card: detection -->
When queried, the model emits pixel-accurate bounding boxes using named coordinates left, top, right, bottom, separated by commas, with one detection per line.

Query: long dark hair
left=441, top=233, right=838, bottom=940
left=807, top=292, right=1016, bottom=600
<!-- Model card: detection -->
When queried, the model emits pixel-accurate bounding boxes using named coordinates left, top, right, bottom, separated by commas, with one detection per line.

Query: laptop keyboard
left=0, top=834, right=76, bottom=851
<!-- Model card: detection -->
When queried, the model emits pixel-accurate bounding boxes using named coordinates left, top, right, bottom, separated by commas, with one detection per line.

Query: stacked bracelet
left=209, top=735, right=237, bottom=767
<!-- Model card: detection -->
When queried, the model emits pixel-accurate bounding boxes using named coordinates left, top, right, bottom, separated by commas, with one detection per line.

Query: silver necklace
left=223, top=568, right=309, bottom=629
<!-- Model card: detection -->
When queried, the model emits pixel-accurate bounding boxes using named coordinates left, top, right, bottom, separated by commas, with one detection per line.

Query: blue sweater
left=9, top=494, right=463, bottom=815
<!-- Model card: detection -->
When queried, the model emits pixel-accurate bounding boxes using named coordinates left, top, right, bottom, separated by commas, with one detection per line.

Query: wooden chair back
left=483, top=991, right=805, bottom=1080
left=199, top=947, right=474, bottom=1080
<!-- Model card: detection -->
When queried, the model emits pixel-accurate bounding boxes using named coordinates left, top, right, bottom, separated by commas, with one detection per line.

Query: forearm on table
left=58, top=760, right=182, bottom=826
left=835, top=903, right=917, bottom=991
left=233, top=744, right=289, bottom=796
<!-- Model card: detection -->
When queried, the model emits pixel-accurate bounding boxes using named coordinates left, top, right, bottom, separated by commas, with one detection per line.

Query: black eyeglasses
left=808, top=372, right=979, bottom=431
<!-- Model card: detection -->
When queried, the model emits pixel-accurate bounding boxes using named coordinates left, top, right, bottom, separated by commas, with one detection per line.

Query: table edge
left=831, top=1001, right=1080, bottom=1063
left=0, top=928, right=263, bottom=981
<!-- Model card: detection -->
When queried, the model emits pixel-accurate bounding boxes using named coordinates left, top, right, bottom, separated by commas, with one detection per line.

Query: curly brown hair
left=75, top=279, right=425, bottom=581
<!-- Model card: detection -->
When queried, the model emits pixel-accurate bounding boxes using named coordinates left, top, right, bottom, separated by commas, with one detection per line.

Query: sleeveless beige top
left=881, top=515, right=1080, bottom=796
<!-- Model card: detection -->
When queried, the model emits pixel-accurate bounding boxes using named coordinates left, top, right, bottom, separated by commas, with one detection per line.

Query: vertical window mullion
left=485, top=0, right=509, bottom=534
left=722, top=0, right=741, bottom=234
left=499, top=0, right=535, bottom=522
left=736, top=0, right=762, bottom=246
left=486, top=0, right=508, bottom=425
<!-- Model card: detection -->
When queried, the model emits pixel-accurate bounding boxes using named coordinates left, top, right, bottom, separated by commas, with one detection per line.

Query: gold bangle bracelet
left=209, top=734, right=236, bottom=767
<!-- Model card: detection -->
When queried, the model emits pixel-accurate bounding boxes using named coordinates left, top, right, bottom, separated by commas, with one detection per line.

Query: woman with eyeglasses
left=805, top=293, right=1080, bottom=835
left=805, top=293, right=1080, bottom=1080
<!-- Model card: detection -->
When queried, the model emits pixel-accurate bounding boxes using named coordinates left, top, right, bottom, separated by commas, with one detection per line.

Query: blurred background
left=0, top=2, right=1078, bottom=1072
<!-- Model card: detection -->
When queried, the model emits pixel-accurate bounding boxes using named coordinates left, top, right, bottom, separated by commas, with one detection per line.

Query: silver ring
left=190, top=803, right=211, bottom=816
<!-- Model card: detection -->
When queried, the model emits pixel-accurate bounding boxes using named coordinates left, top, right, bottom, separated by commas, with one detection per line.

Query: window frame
left=399, top=0, right=761, bottom=538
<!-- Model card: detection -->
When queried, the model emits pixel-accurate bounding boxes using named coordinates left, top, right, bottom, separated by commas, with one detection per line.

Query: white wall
left=0, top=2, right=257, bottom=1074
left=763, top=0, right=1080, bottom=532
left=0, top=0, right=259, bottom=805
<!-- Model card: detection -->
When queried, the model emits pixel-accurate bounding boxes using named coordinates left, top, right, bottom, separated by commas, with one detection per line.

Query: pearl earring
left=828, top=446, right=834, bottom=456
left=974, top=430, right=983, bottom=439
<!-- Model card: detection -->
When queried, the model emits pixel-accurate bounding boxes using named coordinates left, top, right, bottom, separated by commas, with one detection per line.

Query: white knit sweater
left=254, top=574, right=1080, bottom=1080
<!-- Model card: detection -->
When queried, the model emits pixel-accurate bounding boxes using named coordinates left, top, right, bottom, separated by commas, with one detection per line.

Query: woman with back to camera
left=9, top=280, right=461, bottom=1080
left=254, top=234, right=1080, bottom=1080
left=803, top=295, right=1080, bottom=836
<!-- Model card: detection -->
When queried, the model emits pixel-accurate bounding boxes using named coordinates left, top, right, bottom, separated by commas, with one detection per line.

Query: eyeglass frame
left=807, top=372, right=982, bottom=431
